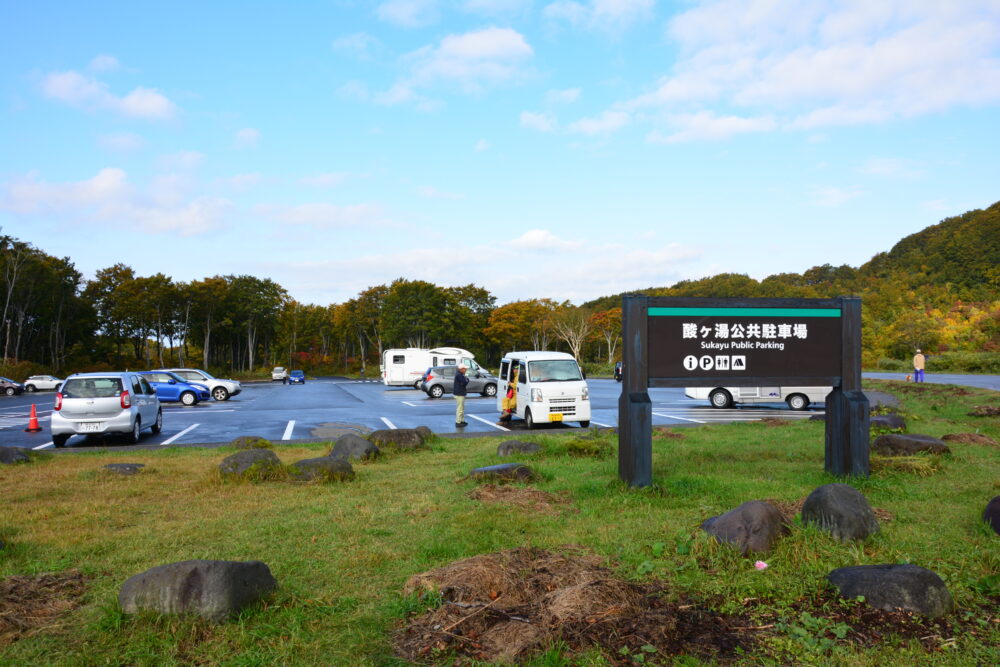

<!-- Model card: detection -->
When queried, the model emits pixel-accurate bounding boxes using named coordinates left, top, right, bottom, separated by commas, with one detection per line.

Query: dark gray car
left=422, top=365, right=498, bottom=399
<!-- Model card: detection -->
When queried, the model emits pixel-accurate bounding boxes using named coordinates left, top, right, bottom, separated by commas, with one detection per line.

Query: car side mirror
left=168, top=380, right=176, bottom=384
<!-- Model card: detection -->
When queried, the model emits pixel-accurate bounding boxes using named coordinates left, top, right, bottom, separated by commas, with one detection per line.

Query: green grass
left=1, top=379, right=998, bottom=665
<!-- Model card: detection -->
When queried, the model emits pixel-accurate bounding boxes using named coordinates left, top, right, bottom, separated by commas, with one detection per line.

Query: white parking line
left=33, top=441, right=53, bottom=450
left=402, top=401, right=421, bottom=407
left=282, top=420, right=295, bottom=440
left=652, top=411, right=706, bottom=424
left=590, top=420, right=614, bottom=427
left=161, top=424, right=199, bottom=446
left=468, top=414, right=509, bottom=431
left=380, top=417, right=397, bottom=429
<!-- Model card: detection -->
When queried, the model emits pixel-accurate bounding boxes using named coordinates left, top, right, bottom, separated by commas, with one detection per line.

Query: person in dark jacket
left=454, top=365, right=469, bottom=427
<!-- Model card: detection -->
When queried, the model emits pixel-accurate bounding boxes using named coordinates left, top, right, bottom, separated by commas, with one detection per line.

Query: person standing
left=913, top=349, right=926, bottom=383
left=454, top=365, right=469, bottom=427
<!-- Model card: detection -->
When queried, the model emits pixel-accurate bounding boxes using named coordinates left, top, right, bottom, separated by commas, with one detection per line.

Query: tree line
left=1, top=200, right=997, bottom=376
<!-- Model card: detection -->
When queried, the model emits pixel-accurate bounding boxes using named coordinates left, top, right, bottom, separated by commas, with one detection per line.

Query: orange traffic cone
left=25, top=404, right=42, bottom=433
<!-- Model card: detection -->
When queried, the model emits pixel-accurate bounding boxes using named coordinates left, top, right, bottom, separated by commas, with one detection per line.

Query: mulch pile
left=467, top=485, right=572, bottom=515
left=942, top=432, right=999, bottom=447
left=765, top=498, right=894, bottom=525
left=969, top=405, right=1000, bottom=417
left=0, top=570, right=88, bottom=646
left=394, top=546, right=758, bottom=664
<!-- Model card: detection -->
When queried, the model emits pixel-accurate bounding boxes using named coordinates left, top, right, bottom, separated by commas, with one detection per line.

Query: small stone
left=289, top=456, right=355, bottom=482
left=497, top=440, right=541, bottom=457
left=872, top=433, right=950, bottom=456
left=984, top=496, right=1000, bottom=535
left=700, top=500, right=789, bottom=555
left=827, top=564, right=954, bottom=617
left=329, top=433, right=379, bottom=461
left=469, top=463, right=537, bottom=483
left=230, top=435, right=273, bottom=450
left=802, top=483, right=879, bottom=542
left=104, top=463, right=145, bottom=476
left=0, top=447, right=32, bottom=464
left=870, top=413, right=906, bottom=430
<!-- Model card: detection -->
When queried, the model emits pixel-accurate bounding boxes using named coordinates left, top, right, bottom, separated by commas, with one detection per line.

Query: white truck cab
left=497, top=351, right=591, bottom=428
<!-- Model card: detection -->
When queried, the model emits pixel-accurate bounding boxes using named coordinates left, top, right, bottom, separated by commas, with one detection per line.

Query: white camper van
left=381, top=347, right=478, bottom=387
left=497, top=351, right=591, bottom=428
left=685, top=386, right=831, bottom=410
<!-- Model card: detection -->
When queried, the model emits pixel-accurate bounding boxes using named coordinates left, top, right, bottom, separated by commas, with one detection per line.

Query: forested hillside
left=1, top=202, right=997, bottom=377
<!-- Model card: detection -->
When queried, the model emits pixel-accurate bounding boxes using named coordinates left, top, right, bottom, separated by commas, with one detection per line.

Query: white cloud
left=508, top=229, right=583, bottom=251
left=0, top=168, right=229, bottom=235
left=520, top=111, right=557, bottom=131
left=567, top=110, right=630, bottom=135
left=88, top=54, right=121, bottom=72
left=300, top=172, right=348, bottom=187
left=462, top=0, right=531, bottom=15
left=813, top=185, right=863, bottom=207
left=545, top=87, right=581, bottom=104
left=857, top=156, right=925, bottom=179
left=377, top=0, right=440, bottom=28
left=475, top=138, right=490, bottom=151
left=222, top=173, right=263, bottom=192
left=646, top=112, right=776, bottom=143
left=235, top=128, right=260, bottom=147
left=158, top=151, right=204, bottom=170
left=98, top=132, right=146, bottom=151
left=255, top=202, right=389, bottom=228
left=332, top=32, right=380, bottom=60
left=41, top=70, right=176, bottom=119
left=544, top=0, right=654, bottom=33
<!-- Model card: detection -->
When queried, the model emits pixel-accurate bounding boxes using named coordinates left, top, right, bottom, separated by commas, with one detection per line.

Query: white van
left=685, top=386, right=832, bottom=410
left=381, top=347, right=478, bottom=387
left=497, top=351, right=591, bottom=428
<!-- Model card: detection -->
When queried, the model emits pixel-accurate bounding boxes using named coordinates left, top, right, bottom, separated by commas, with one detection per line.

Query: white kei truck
left=380, top=347, right=478, bottom=388
left=496, top=351, right=591, bottom=428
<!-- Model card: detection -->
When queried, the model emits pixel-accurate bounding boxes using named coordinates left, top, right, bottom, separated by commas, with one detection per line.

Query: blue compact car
left=288, top=370, right=306, bottom=384
left=139, top=371, right=211, bottom=405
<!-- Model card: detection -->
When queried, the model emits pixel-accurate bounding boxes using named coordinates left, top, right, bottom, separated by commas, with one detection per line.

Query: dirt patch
left=653, top=426, right=686, bottom=439
left=759, top=417, right=790, bottom=427
left=969, top=405, right=1000, bottom=417
left=467, top=485, right=572, bottom=515
left=942, top=432, right=999, bottom=447
left=766, top=498, right=893, bottom=525
left=394, top=546, right=758, bottom=664
left=0, top=570, right=88, bottom=646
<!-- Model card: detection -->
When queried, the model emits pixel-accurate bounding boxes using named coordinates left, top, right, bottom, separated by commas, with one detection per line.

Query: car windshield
left=291, top=371, right=304, bottom=376
left=526, top=360, right=583, bottom=382
left=62, top=378, right=123, bottom=398
left=194, top=369, right=215, bottom=379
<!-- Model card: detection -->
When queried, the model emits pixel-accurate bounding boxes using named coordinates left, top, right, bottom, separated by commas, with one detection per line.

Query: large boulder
left=415, top=425, right=433, bottom=442
left=218, top=449, right=282, bottom=479
left=469, top=463, right=538, bottom=483
left=369, top=429, right=425, bottom=450
left=801, top=484, right=879, bottom=542
left=289, top=456, right=355, bottom=482
left=0, top=447, right=32, bottom=464
left=329, top=433, right=379, bottom=461
left=497, top=440, right=541, bottom=457
left=984, top=496, right=1000, bottom=535
left=700, top=500, right=789, bottom=555
left=872, top=433, right=951, bottom=456
left=870, top=413, right=906, bottom=431
left=119, top=560, right=277, bottom=622
left=827, top=564, right=954, bottom=618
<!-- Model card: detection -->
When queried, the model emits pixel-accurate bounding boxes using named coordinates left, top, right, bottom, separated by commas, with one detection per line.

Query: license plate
left=80, top=422, right=102, bottom=433
left=548, top=413, right=563, bottom=422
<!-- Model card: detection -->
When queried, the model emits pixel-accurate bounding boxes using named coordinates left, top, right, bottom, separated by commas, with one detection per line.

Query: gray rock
left=497, top=440, right=541, bottom=457
left=469, top=463, right=537, bottom=483
left=870, top=413, right=906, bottom=430
left=802, top=483, right=879, bottom=542
left=230, top=435, right=273, bottom=450
left=369, top=428, right=425, bottom=449
left=984, top=496, right=1000, bottom=535
left=329, top=433, right=379, bottom=461
left=415, top=425, right=433, bottom=442
left=700, top=500, right=789, bottom=555
left=218, top=449, right=282, bottom=478
left=0, top=447, right=32, bottom=464
left=872, top=433, right=951, bottom=456
left=808, top=413, right=826, bottom=422
left=290, top=456, right=355, bottom=482
left=864, top=391, right=900, bottom=410
left=104, top=463, right=145, bottom=476
left=119, top=559, right=277, bottom=622
left=827, top=564, right=954, bottom=618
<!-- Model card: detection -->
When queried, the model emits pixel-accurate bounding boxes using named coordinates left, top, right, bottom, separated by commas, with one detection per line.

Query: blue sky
left=2, top=1, right=999, bottom=306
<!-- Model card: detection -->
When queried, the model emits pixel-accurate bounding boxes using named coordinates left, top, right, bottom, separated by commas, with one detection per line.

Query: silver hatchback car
left=422, top=365, right=498, bottom=399
left=50, top=372, right=161, bottom=447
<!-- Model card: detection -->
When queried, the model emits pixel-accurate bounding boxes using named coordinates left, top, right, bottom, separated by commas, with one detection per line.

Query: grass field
left=1, top=380, right=998, bottom=666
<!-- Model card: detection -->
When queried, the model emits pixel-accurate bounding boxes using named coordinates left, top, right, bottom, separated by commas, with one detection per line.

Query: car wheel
left=709, top=389, right=733, bottom=409
left=151, top=409, right=163, bottom=434
left=483, top=383, right=497, bottom=397
left=128, top=417, right=142, bottom=444
left=180, top=391, right=197, bottom=406
left=430, top=385, right=444, bottom=399
left=53, top=434, right=69, bottom=448
left=4, top=387, right=13, bottom=396
left=212, top=386, right=229, bottom=401
left=786, top=394, right=809, bottom=411
left=525, top=408, right=535, bottom=429
left=579, top=420, right=590, bottom=428
left=26, top=384, right=36, bottom=392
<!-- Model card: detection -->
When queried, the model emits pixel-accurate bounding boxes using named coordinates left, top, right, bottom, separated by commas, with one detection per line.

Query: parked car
left=288, top=370, right=305, bottom=384
left=139, top=371, right=211, bottom=405
left=614, top=362, right=623, bottom=382
left=24, top=374, right=63, bottom=392
left=684, top=386, right=831, bottom=410
left=272, top=367, right=289, bottom=382
left=0, top=376, right=24, bottom=396
left=422, top=365, right=498, bottom=399
left=50, top=372, right=161, bottom=447
left=158, top=368, right=242, bottom=401
left=496, top=351, right=590, bottom=428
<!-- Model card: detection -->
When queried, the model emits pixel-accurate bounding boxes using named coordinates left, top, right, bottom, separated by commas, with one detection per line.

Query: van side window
left=443, top=358, right=456, bottom=365
left=500, top=361, right=510, bottom=381
left=392, top=355, right=405, bottom=364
